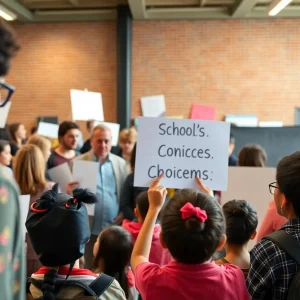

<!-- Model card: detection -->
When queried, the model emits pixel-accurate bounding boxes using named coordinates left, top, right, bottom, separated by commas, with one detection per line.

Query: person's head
left=58, top=121, right=79, bottom=150
left=229, top=134, right=235, bottom=156
left=134, top=191, right=149, bottom=223
left=0, top=139, right=11, bottom=166
left=86, top=119, right=96, bottom=134
left=93, top=226, right=133, bottom=298
left=9, top=123, right=26, bottom=144
left=119, top=128, right=137, bottom=156
left=26, top=185, right=97, bottom=300
left=90, top=125, right=112, bottom=161
left=30, top=126, right=37, bottom=136
left=0, top=21, right=19, bottom=77
left=161, top=190, right=225, bottom=264
left=238, top=144, right=267, bottom=167
left=27, top=134, right=52, bottom=162
left=274, top=151, right=300, bottom=219
left=13, top=144, right=47, bottom=195
left=222, top=200, right=258, bottom=247
left=130, top=143, right=137, bottom=172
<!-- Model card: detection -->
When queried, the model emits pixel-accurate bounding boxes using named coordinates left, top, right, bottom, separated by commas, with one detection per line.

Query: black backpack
left=26, top=273, right=114, bottom=300
left=265, top=230, right=300, bottom=300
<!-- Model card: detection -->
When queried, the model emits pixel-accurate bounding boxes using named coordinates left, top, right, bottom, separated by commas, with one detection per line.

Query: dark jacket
left=120, top=172, right=148, bottom=220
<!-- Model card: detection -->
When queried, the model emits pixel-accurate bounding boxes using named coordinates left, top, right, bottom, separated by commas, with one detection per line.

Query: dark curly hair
left=0, top=20, right=19, bottom=76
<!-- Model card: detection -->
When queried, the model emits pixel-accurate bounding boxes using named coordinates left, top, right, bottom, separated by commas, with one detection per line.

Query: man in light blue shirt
left=71, top=125, right=128, bottom=268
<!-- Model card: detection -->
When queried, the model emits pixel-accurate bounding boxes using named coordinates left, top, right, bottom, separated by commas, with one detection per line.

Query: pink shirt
left=122, top=220, right=172, bottom=266
left=135, top=261, right=249, bottom=300
left=256, top=200, right=287, bottom=242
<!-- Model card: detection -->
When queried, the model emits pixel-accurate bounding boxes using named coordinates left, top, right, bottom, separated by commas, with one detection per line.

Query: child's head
left=93, top=226, right=133, bottom=298
left=135, top=191, right=149, bottom=222
left=223, top=200, right=258, bottom=246
left=161, top=189, right=225, bottom=264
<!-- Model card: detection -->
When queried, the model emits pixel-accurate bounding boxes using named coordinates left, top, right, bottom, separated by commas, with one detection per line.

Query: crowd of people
left=1, top=20, right=300, bottom=300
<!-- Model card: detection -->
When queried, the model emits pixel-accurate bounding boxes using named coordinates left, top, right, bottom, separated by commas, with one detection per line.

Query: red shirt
left=135, top=261, right=249, bottom=300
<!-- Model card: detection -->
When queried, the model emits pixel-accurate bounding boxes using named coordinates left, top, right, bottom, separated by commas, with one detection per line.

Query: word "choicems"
left=159, top=122, right=205, bottom=137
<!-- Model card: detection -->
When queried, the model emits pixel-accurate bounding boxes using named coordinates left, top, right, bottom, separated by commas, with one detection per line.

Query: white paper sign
left=37, top=122, right=59, bottom=139
left=48, top=163, right=74, bottom=193
left=19, top=195, right=30, bottom=240
left=258, top=121, right=283, bottom=127
left=94, top=121, right=120, bottom=146
left=73, top=160, right=99, bottom=216
left=225, top=114, right=258, bottom=127
left=141, top=95, right=166, bottom=117
left=134, top=117, right=230, bottom=190
left=221, top=167, right=276, bottom=249
left=0, top=101, right=11, bottom=128
left=70, top=89, right=104, bottom=121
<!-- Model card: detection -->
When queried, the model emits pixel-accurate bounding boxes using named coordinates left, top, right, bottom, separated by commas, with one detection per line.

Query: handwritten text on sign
left=134, top=117, right=230, bottom=190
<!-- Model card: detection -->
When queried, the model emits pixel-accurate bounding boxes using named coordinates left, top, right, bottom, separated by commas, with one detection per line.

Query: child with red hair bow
left=131, top=175, right=249, bottom=300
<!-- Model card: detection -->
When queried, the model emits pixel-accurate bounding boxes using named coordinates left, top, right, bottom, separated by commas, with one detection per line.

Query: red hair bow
left=180, top=202, right=208, bottom=223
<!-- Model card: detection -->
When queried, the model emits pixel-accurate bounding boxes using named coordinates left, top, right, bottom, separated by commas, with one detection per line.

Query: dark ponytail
left=94, top=226, right=133, bottom=299
left=41, top=269, right=58, bottom=300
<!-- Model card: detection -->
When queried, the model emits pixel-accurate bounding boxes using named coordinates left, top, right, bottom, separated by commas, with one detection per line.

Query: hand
left=114, top=212, right=124, bottom=225
left=195, top=177, right=214, bottom=197
left=66, top=181, right=79, bottom=195
left=148, top=174, right=168, bottom=210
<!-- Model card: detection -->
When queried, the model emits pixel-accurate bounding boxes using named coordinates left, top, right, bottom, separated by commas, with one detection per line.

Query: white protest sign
left=221, top=167, right=276, bottom=250
left=94, top=121, right=120, bottom=146
left=0, top=101, right=11, bottom=128
left=19, top=195, right=30, bottom=240
left=48, top=163, right=74, bottom=193
left=141, top=95, right=166, bottom=117
left=70, top=89, right=104, bottom=121
left=134, top=117, right=230, bottom=190
left=73, top=160, right=99, bottom=216
left=37, top=122, right=59, bottom=139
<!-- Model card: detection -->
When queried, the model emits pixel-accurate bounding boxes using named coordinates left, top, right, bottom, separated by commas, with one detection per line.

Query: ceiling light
left=268, top=0, right=293, bottom=16
left=0, top=5, right=17, bottom=21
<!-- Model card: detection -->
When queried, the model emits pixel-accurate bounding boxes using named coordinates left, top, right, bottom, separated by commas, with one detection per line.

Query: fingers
left=68, top=181, right=79, bottom=186
left=196, top=176, right=204, bottom=188
left=149, top=173, right=164, bottom=189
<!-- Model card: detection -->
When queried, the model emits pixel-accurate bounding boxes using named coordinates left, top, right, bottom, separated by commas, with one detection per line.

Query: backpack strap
left=265, top=230, right=300, bottom=265
left=26, top=274, right=114, bottom=298
left=89, top=274, right=114, bottom=297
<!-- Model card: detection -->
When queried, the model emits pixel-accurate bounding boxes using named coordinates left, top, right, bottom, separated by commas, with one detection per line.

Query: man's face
left=60, top=128, right=79, bottom=150
left=90, top=129, right=112, bottom=160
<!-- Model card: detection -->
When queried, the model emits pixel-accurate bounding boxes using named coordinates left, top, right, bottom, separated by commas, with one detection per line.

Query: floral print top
left=0, top=166, right=25, bottom=299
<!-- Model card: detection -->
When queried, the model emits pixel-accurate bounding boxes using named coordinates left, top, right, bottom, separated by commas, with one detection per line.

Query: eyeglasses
left=269, top=182, right=278, bottom=195
left=0, top=82, right=15, bottom=107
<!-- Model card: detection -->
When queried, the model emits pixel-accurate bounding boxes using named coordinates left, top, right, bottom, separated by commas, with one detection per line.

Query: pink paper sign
left=190, top=104, right=216, bottom=120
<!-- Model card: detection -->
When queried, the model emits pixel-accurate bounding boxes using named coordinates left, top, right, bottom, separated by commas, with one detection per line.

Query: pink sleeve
left=134, top=262, right=161, bottom=297
left=256, top=200, right=277, bottom=242
left=256, top=200, right=286, bottom=242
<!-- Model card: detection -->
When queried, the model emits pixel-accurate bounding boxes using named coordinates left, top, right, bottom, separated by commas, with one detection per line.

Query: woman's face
left=120, top=140, right=135, bottom=155
left=16, top=124, right=27, bottom=140
left=0, top=144, right=12, bottom=166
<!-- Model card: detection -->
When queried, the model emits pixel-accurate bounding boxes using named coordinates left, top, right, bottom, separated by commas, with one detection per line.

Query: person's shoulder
left=110, top=153, right=126, bottom=165
left=0, top=166, right=19, bottom=194
left=251, top=237, right=281, bottom=261
left=75, top=150, right=93, bottom=161
left=100, top=278, right=126, bottom=300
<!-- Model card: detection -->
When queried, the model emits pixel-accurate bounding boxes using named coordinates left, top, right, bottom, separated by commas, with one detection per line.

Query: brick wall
left=132, top=19, right=300, bottom=125
left=5, top=19, right=300, bottom=135
left=7, top=22, right=116, bottom=137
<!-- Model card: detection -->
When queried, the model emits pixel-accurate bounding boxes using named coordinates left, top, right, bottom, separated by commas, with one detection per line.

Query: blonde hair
left=13, top=144, right=47, bottom=195
left=119, top=128, right=137, bottom=144
left=27, top=134, right=51, bottom=161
